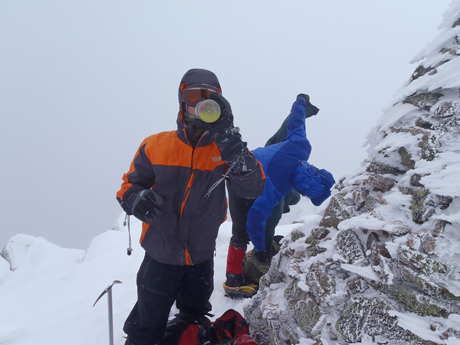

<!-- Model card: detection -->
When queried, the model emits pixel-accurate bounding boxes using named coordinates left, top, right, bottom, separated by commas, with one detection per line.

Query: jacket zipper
left=179, top=144, right=195, bottom=265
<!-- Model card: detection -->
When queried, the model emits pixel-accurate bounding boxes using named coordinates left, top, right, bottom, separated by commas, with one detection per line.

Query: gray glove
left=132, top=190, right=163, bottom=223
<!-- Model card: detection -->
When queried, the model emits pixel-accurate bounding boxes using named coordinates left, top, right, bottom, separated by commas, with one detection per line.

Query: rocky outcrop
left=245, top=6, right=460, bottom=345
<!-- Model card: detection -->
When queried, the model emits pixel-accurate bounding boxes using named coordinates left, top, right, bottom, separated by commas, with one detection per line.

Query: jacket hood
left=176, top=69, right=221, bottom=146
left=177, top=69, right=221, bottom=123
left=179, top=69, right=221, bottom=95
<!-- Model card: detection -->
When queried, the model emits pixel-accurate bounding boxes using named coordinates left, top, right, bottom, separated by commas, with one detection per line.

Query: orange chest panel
left=144, top=131, right=225, bottom=172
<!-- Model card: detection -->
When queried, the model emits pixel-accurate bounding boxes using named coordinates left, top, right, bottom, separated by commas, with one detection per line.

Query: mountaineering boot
left=223, top=272, right=258, bottom=299
left=224, top=244, right=257, bottom=298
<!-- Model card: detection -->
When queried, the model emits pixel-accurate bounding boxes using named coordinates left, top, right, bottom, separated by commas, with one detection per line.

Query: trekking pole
left=93, top=280, right=123, bottom=345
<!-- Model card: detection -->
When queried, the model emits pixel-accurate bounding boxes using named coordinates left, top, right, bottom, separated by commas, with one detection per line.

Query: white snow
left=389, top=309, right=460, bottom=344
left=0, top=212, right=301, bottom=345
left=340, top=264, right=379, bottom=281
left=338, top=213, right=387, bottom=232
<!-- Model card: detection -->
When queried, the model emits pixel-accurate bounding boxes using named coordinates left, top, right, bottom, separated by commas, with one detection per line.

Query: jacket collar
left=176, top=114, right=214, bottom=147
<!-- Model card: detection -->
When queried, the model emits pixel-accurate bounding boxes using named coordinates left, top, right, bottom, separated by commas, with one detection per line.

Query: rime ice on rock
left=245, top=3, right=460, bottom=344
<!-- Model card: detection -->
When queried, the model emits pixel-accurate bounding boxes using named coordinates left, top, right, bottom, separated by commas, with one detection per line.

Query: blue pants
left=123, top=253, right=213, bottom=345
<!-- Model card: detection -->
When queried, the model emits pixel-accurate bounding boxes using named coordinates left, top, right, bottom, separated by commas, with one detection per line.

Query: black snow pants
left=123, top=253, right=213, bottom=345
left=227, top=183, right=253, bottom=250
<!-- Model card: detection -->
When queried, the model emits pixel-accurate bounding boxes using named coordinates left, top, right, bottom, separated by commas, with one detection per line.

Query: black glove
left=297, top=93, right=310, bottom=103
left=208, top=93, right=234, bottom=135
left=254, top=249, right=271, bottom=275
left=131, top=190, right=163, bottom=224
left=255, top=250, right=270, bottom=264
left=208, top=93, right=245, bottom=163
left=297, top=93, right=319, bottom=119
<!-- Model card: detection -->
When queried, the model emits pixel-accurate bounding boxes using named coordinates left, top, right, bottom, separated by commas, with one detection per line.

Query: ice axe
left=93, top=280, right=122, bottom=345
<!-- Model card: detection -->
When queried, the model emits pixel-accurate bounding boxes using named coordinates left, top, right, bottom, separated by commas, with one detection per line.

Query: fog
left=0, top=0, right=451, bottom=249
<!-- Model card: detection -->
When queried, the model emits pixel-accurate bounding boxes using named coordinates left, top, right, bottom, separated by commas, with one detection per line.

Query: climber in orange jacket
left=116, top=69, right=265, bottom=345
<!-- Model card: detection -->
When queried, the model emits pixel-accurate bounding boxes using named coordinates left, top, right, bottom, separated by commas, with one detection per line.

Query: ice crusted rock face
left=244, top=4, right=460, bottom=344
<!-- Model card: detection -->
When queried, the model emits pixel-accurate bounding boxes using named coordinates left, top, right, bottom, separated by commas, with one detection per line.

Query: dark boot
left=224, top=244, right=258, bottom=298
left=223, top=272, right=258, bottom=299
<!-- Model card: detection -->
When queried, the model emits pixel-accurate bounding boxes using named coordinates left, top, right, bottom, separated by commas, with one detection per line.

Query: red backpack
left=158, top=309, right=259, bottom=345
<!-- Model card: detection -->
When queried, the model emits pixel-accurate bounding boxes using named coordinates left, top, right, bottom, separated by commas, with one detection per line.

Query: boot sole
left=223, top=283, right=258, bottom=299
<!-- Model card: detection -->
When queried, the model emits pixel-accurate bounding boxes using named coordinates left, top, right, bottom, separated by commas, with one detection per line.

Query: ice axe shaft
left=94, top=280, right=122, bottom=345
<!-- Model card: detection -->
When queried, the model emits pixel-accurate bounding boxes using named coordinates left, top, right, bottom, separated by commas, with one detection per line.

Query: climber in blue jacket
left=224, top=94, right=335, bottom=298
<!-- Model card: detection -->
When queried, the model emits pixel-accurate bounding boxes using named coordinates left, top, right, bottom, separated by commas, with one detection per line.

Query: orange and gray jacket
left=116, top=116, right=265, bottom=266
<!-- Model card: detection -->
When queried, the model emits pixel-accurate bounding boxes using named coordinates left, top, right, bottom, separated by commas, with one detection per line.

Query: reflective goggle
left=181, top=84, right=220, bottom=105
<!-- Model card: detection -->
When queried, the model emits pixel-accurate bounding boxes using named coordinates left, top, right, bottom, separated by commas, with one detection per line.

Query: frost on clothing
left=246, top=96, right=333, bottom=252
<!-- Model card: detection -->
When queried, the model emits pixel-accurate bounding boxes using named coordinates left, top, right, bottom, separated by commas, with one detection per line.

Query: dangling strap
left=124, top=214, right=133, bottom=256
left=203, top=159, right=238, bottom=199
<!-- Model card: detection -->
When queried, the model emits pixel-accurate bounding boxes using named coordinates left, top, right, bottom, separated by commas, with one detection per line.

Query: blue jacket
left=246, top=96, right=335, bottom=252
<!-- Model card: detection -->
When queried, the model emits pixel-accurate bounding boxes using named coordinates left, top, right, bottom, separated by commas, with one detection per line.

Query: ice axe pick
left=93, top=280, right=123, bottom=345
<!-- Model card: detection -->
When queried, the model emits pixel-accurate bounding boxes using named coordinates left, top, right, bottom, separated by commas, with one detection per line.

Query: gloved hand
left=131, top=190, right=163, bottom=224
left=183, top=93, right=234, bottom=132
left=208, top=93, right=234, bottom=136
left=297, top=93, right=310, bottom=103
left=316, top=169, right=335, bottom=189
left=310, top=169, right=335, bottom=206
left=208, top=93, right=245, bottom=163
left=297, top=93, right=319, bottom=119
left=254, top=249, right=271, bottom=275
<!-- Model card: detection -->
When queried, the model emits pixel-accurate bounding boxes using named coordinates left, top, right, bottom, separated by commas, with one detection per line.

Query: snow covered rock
left=1, top=234, right=82, bottom=272
left=1, top=234, right=37, bottom=271
left=245, top=3, right=460, bottom=344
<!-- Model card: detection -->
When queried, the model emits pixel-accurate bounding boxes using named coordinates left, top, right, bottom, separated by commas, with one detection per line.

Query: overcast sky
left=0, top=0, right=452, bottom=250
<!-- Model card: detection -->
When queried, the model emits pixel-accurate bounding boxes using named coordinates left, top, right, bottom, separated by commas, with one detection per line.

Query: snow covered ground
left=0, top=207, right=307, bottom=345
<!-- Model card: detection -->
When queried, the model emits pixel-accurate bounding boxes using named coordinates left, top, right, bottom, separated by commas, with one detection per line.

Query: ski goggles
left=181, top=84, right=221, bottom=106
